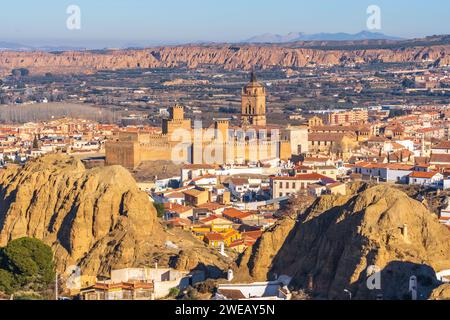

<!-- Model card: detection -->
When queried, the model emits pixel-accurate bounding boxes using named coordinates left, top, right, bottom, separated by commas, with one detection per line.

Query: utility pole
left=55, top=272, right=59, bottom=300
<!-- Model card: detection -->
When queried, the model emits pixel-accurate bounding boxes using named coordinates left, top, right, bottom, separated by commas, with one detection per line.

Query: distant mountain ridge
left=0, top=41, right=87, bottom=52
left=245, top=31, right=403, bottom=43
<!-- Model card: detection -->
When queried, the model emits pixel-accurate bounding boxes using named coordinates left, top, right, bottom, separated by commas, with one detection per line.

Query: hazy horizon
left=0, top=0, right=449, bottom=49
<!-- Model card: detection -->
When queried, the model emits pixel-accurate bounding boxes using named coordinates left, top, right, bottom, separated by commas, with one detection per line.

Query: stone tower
left=162, top=104, right=191, bottom=135
left=241, top=71, right=266, bottom=126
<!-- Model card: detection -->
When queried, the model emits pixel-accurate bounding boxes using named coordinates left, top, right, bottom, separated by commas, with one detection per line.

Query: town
left=1, top=70, right=450, bottom=265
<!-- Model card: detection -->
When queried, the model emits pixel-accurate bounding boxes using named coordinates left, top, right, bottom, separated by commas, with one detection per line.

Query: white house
left=354, top=162, right=414, bottom=183
left=228, top=178, right=250, bottom=200
left=181, top=164, right=217, bottom=183
left=439, top=202, right=450, bottom=230
left=215, top=278, right=292, bottom=300
left=432, top=140, right=450, bottom=154
left=407, top=171, right=444, bottom=187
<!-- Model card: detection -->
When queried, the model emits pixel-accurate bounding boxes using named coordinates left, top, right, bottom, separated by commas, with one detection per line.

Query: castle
left=105, top=72, right=308, bottom=168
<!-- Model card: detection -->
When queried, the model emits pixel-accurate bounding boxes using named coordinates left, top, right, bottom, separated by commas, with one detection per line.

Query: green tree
left=0, top=269, right=14, bottom=294
left=153, top=202, right=165, bottom=218
left=3, top=238, right=55, bottom=290
left=32, top=135, right=39, bottom=149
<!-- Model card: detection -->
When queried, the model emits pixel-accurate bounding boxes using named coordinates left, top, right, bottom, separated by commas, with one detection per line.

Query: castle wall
left=105, top=75, right=294, bottom=168
left=105, top=141, right=140, bottom=169
left=281, top=126, right=309, bottom=155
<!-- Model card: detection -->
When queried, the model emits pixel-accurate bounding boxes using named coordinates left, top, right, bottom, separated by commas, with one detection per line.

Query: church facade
left=105, top=73, right=307, bottom=169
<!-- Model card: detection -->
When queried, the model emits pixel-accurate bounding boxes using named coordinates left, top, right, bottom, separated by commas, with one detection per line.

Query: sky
left=0, top=0, right=449, bottom=48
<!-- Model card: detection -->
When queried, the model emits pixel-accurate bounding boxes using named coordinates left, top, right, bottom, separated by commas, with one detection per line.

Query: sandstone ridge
left=0, top=44, right=448, bottom=75
left=237, top=185, right=450, bottom=300
left=0, top=154, right=229, bottom=279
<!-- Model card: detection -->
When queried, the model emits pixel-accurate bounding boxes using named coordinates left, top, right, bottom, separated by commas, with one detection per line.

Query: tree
left=0, top=269, right=14, bottom=294
left=2, top=238, right=55, bottom=290
left=153, top=202, right=165, bottom=218
left=401, top=78, right=415, bottom=88
left=32, top=135, right=39, bottom=149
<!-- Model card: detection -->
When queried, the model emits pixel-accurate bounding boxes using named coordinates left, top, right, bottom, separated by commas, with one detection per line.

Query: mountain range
left=244, top=31, right=403, bottom=43
left=0, top=31, right=403, bottom=51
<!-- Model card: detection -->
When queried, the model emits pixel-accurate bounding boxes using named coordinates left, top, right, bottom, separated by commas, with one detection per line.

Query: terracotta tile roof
left=433, top=141, right=450, bottom=149
left=326, top=182, right=344, bottom=188
left=294, top=165, right=313, bottom=170
left=223, top=208, right=248, bottom=219
left=408, top=171, right=440, bottom=179
left=182, top=164, right=217, bottom=170
left=228, top=239, right=245, bottom=248
left=165, top=192, right=185, bottom=199
left=183, top=188, right=207, bottom=197
left=242, top=230, right=263, bottom=240
left=204, top=232, right=224, bottom=241
left=272, top=173, right=331, bottom=181
left=217, top=289, right=246, bottom=300
left=196, top=202, right=225, bottom=211
left=230, top=178, right=249, bottom=186
left=200, top=215, right=220, bottom=223
left=164, top=202, right=192, bottom=214
left=200, top=215, right=232, bottom=225
left=414, top=156, right=430, bottom=165
left=430, top=154, right=450, bottom=164
left=303, top=157, right=330, bottom=162
left=308, top=133, right=354, bottom=142
left=166, top=217, right=192, bottom=227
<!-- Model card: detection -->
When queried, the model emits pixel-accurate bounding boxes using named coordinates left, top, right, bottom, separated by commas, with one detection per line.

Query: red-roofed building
left=408, top=171, right=443, bottom=186
left=199, top=215, right=233, bottom=231
left=354, top=162, right=414, bottom=183
left=165, top=217, right=192, bottom=230
left=203, top=229, right=241, bottom=248
left=432, top=140, right=450, bottom=154
left=163, top=202, right=193, bottom=220
left=430, top=153, right=450, bottom=165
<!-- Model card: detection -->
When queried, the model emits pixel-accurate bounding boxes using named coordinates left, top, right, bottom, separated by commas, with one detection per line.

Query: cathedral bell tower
left=241, top=71, right=266, bottom=126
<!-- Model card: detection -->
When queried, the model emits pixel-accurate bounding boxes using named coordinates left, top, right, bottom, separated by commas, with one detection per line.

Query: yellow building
left=183, top=188, right=209, bottom=207
left=203, top=229, right=241, bottom=248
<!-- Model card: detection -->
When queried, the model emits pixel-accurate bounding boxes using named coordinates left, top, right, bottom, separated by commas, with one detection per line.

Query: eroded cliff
left=0, top=44, right=448, bottom=75
left=0, top=154, right=230, bottom=279
left=236, top=185, right=450, bottom=300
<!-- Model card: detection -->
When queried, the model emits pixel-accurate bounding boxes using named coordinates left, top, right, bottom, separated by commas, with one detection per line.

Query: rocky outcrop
left=430, top=284, right=450, bottom=300
left=0, top=155, right=229, bottom=279
left=237, top=185, right=450, bottom=300
left=0, top=44, right=448, bottom=75
left=234, top=215, right=297, bottom=282
left=0, top=154, right=161, bottom=275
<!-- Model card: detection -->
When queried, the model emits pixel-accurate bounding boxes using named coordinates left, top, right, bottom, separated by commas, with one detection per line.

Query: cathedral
left=105, top=72, right=307, bottom=168
left=241, top=71, right=267, bottom=126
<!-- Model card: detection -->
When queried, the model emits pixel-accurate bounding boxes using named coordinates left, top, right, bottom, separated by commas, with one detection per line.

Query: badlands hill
left=0, top=42, right=449, bottom=76
left=236, top=184, right=450, bottom=300
left=0, top=155, right=229, bottom=280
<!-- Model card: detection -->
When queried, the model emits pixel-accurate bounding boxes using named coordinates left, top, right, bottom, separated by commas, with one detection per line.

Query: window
left=292, top=182, right=296, bottom=189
